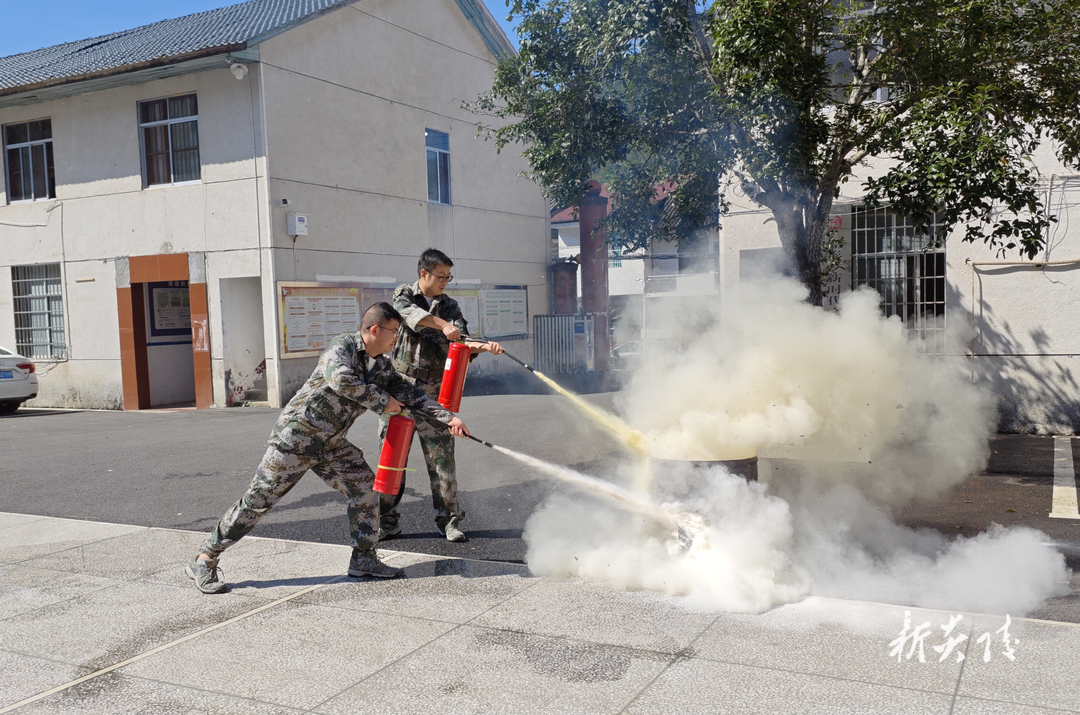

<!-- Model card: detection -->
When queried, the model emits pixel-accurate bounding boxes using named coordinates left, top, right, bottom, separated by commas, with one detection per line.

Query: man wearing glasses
left=380, top=248, right=503, bottom=543
left=185, top=302, right=469, bottom=593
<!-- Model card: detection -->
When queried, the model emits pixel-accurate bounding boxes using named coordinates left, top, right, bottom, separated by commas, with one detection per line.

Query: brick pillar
left=189, top=282, right=213, bottom=409
left=117, top=285, right=151, bottom=410
left=577, top=180, right=610, bottom=370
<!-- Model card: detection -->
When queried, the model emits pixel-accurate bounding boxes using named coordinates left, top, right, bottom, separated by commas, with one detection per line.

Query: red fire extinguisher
left=437, top=341, right=471, bottom=412
left=374, top=413, right=415, bottom=495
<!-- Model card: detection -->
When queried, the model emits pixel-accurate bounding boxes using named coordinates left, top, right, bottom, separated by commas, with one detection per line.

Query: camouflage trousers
left=378, top=378, right=461, bottom=528
left=200, top=442, right=379, bottom=558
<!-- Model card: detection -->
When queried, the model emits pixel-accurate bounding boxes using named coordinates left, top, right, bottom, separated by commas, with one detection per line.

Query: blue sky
left=0, top=0, right=520, bottom=58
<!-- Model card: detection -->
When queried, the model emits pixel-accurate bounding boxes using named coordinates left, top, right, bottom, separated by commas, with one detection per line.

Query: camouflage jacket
left=390, top=281, right=473, bottom=385
left=269, top=332, right=454, bottom=455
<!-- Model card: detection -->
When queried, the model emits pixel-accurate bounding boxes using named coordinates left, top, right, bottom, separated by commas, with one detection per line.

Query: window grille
left=851, top=207, right=946, bottom=353
left=4, top=118, right=55, bottom=202
left=425, top=129, right=451, bottom=204
left=11, top=263, right=66, bottom=359
left=138, top=94, right=201, bottom=186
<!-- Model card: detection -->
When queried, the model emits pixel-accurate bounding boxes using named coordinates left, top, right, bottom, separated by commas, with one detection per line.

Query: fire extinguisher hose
left=497, top=349, right=536, bottom=373
left=461, top=339, right=537, bottom=374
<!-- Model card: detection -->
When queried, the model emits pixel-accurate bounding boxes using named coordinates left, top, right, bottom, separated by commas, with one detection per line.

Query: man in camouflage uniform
left=185, top=302, right=469, bottom=594
left=380, top=248, right=503, bottom=542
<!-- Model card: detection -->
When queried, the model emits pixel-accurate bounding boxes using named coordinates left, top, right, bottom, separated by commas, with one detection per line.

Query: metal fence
left=533, top=314, right=595, bottom=373
left=11, top=263, right=66, bottom=359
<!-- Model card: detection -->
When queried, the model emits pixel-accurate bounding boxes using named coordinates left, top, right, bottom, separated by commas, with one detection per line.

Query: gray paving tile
left=956, top=615, right=1080, bottom=712
left=0, top=649, right=89, bottom=708
left=623, top=657, right=954, bottom=715
left=0, top=580, right=267, bottom=669
left=694, top=597, right=964, bottom=694
left=0, top=564, right=119, bottom=622
left=12, top=672, right=307, bottom=714
left=953, top=696, right=1080, bottom=714
left=315, top=624, right=673, bottom=715
left=120, top=601, right=457, bottom=710
left=0, top=517, right=144, bottom=564
left=298, top=552, right=538, bottom=623
left=0, top=512, right=47, bottom=530
left=470, top=576, right=717, bottom=654
left=144, top=532, right=353, bottom=600
left=26, top=528, right=204, bottom=582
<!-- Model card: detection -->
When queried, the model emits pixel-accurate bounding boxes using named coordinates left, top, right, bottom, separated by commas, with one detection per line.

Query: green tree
left=474, top=0, right=1080, bottom=305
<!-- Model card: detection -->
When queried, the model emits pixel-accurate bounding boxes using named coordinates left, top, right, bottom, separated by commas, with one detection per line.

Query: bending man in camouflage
left=379, top=248, right=502, bottom=543
left=186, top=302, right=469, bottom=593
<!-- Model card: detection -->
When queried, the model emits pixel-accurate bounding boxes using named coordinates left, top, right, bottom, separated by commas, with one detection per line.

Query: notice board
left=480, top=288, right=528, bottom=338
left=147, top=280, right=192, bottom=337
left=443, top=288, right=481, bottom=336
left=278, top=281, right=528, bottom=357
left=278, top=284, right=362, bottom=358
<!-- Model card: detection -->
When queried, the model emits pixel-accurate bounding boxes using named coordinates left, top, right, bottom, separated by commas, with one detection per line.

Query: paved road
left=0, top=393, right=625, bottom=564
left=2, top=394, right=1078, bottom=620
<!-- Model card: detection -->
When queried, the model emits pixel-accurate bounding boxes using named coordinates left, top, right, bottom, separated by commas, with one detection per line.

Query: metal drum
left=650, top=456, right=758, bottom=482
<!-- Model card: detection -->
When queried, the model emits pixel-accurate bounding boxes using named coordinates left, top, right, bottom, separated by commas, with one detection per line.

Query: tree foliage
left=473, top=0, right=1080, bottom=304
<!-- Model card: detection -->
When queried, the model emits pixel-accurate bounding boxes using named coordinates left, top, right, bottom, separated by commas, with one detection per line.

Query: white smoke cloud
left=524, top=467, right=1069, bottom=615
left=619, top=278, right=996, bottom=504
left=522, top=277, right=1069, bottom=615
left=524, top=470, right=809, bottom=614
left=787, top=481, right=1069, bottom=614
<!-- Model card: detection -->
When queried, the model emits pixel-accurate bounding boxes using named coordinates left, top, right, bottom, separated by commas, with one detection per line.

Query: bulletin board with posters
left=278, top=281, right=528, bottom=358
left=442, top=286, right=527, bottom=339
left=147, top=280, right=192, bottom=338
left=443, top=288, right=481, bottom=336
left=278, top=282, right=394, bottom=359
left=479, top=287, right=528, bottom=339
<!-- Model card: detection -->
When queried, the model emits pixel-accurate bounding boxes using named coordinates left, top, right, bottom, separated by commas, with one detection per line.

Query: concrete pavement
left=2, top=511, right=1078, bottom=714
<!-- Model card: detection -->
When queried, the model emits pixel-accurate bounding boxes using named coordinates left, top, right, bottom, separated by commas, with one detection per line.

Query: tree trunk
left=767, top=188, right=834, bottom=307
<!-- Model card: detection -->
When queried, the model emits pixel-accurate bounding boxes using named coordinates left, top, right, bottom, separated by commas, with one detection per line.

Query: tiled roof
left=0, top=0, right=514, bottom=97
left=0, top=0, right=356, bottom=93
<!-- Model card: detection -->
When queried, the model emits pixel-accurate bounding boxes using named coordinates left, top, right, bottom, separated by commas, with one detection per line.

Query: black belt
left=392, top=359, right=436, bottom=381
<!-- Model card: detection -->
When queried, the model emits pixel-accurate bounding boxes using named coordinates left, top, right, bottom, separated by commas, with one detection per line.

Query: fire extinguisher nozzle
left=464, top=433, right=497, bottom=450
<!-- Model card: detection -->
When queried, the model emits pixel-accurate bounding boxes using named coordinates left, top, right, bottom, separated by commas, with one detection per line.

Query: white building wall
left=217, top=274, right=266, bottom=405
left=257, top=0, right=550, bottom=399
left=946, top=142, right=1080, bottom=433
left=1, top=0, right=549, bottom=409
left=719, top=150, right=1080, bottom=434
left=0, top=66, right=265, bottom=409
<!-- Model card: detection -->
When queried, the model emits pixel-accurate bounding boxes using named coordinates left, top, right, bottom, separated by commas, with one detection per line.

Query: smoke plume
left=523, top=278, right=1069, bottom=615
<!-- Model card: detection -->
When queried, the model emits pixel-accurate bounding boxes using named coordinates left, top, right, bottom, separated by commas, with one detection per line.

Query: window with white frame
left=425, top=129, right=451, bottom=204
left=138, top=94, right=201, bottom=186
left=850, top=207, right=946, bottom=353
left=11, top=263, right=66, bottom=359
left=4, top=118, right=55, bottom=202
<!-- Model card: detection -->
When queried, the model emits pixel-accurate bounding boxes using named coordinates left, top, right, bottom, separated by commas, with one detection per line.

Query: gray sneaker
left=185, top=556, right=226, bottom=594
left=441, top=516, right=466, bottom=542
left=347, top=549, right=402, bottom=579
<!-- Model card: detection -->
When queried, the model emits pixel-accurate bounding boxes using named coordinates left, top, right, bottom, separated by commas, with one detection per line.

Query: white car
left=0, top=346, right=38, bottom=414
